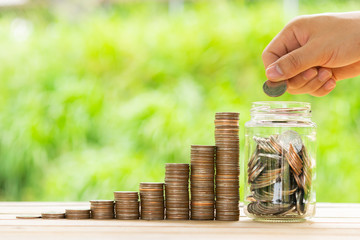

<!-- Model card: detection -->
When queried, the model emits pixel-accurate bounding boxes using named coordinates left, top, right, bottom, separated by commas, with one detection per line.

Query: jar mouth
left=251, top=101, right=311, bottom=119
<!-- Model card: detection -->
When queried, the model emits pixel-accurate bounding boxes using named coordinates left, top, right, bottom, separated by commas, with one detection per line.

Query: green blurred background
left=0, top=0, right=359, bottom=202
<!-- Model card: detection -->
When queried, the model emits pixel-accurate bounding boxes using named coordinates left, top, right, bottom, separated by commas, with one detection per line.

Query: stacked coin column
left=190, top=145, right=216, bottom=220
left=41, top=212, right=65, bottom=219
left=90, top=200, right=115, bottom=219
left=139, top=182, right=165, bottom=220
left=214, top=112, right=240, bottom=221
left=165, top=163, right=190, bottom=220
left=65, top=209, right=91, bottom=219
left=114, top=191, right=140, bottom=220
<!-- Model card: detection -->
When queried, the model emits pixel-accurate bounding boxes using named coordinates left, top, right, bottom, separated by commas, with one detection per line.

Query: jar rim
left=250, top=101, right=311, bottom=119
left=252, top=101, right=311, bottom=107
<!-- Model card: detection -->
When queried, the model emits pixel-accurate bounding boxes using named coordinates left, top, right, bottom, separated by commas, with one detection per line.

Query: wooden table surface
left=0, top=202, right=359, bottom=240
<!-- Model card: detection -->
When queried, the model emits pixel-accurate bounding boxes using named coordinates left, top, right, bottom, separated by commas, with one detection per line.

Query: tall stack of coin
left=90, top=200, right=114, bottom=219
left=165, top=163, right=190, bottom=220
left=190, top=145, right=216, bottom=220
left=114, top=191, right=140, bottom=220
left=139, top=182, right=164, bottom=220
left=215, top=112, right=240, bottom=221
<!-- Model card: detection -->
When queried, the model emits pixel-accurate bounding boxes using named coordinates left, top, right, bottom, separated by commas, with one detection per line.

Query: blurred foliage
left=0, top=0, right=359, bottom=202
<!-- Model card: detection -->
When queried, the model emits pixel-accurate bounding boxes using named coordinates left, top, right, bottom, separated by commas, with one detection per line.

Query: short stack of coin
left=190, top=145, right=216, bottom=220
left=140, top=182, right=164, bottom=220
left=65, top=209, right=91, bottom=219
left=215, top=112, right=240, bottom=221
left=114, top=191, right=140, bottom=220
left=90, top=200, right=114, bottom=219
left=41, top=212, right=65, bottom=219
left=165, top=163, right=190, bottom=220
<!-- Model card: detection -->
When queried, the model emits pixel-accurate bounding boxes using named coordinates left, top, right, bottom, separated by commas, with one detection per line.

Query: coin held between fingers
left=263, top=80, right=288, bottom=97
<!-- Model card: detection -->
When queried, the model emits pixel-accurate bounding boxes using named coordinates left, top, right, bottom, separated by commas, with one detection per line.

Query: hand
left=262, top=12, right=360, bottom=96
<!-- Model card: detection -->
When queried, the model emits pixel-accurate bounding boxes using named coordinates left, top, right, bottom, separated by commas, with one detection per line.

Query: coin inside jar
left=246, top=131, right=312, bottom=218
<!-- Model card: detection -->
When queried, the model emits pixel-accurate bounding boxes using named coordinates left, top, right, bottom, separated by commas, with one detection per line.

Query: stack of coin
left=190, top=145, right=216, bottom=220
left=114, top=191, right=140, bottom=220
left=214, top=112, right=240, bottom=221
left=139, top=182, right=164, bottom=220
left=90, top=200, right=114, bottom=219
left=65, top=209, right=91, bottom=219
left=165, top=163, right=190, bottom=220
left=41, top=212, right=65, bottom=219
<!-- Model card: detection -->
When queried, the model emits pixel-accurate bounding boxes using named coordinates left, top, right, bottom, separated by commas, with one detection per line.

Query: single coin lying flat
left=16, top=215, right=42, bottom=219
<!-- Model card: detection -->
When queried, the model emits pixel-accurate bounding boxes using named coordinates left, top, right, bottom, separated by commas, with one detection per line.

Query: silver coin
left=278, top=130, right=303, bottom=152
left=248, top=162, right=266, bottom=182
left=258, top=153, right=282, bottom=160
left=263, top=80, right=287, bottom=97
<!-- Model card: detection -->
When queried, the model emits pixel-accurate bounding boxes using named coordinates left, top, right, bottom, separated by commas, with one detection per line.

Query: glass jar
left=244, top=101, right=316, bottom=222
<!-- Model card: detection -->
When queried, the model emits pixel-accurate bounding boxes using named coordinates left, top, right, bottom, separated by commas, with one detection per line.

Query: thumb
left=266, top=44, right=321, bottom=81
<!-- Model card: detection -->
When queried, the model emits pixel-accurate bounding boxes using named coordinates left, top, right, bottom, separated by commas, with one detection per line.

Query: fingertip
left=318, top=68, right=333, bottom=82
left=310, top=79, right=336, bottom=97
left=302, top=68, right=318, bottom=81
left=310, top=90, right=332, bottom=97
left=324, top=78, right=336, bottom=90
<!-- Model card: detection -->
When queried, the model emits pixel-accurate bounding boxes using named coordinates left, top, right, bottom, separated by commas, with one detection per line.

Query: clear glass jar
left=244, top=101, right=316, bottom=222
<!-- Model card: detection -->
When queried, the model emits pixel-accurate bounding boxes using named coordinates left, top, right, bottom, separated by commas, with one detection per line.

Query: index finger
left=262, top=26, right=302, bottom=69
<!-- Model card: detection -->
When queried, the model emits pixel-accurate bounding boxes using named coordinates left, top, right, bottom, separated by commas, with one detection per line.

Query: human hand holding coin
left=262, top=12, right=360, bottom=97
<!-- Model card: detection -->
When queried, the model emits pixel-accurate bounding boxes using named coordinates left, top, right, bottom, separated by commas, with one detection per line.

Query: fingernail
left=324, top=79, right=336, bottom=90
left=302, top=68, right=318, bottom=80
left=266, top=65, right=283, bottom=80
left=318, top=69, right=332, bottom=82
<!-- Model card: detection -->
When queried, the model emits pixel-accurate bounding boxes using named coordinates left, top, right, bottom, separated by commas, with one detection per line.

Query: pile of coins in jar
left=246, top=130, right=312, bottom=218
left=16, top=112, right=241, bottom=221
